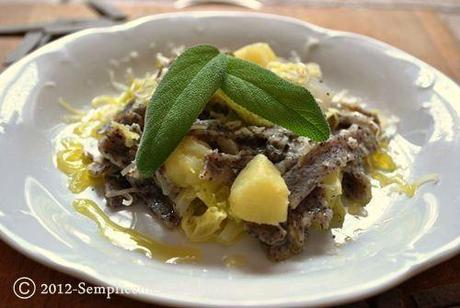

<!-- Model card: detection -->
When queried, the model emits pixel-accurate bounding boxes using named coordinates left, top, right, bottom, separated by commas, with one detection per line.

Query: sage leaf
left=136, top=45, right=227, bottom=176
left=221, top=55, right=330, bottom=141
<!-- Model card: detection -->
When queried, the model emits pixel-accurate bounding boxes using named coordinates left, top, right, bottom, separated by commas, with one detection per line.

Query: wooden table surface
left=0, top=2, right=459, bottom=307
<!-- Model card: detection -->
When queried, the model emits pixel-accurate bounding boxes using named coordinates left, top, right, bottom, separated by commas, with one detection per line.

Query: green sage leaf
left=136, top=45, right=227, bottom=176
left=221, top=55, right=330, bottom=141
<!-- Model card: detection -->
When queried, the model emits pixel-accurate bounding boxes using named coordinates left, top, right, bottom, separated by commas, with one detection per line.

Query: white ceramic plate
left=0, top=12, right=459, bottom=307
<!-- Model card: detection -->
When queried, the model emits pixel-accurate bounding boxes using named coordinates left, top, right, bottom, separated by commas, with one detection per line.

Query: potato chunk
left=164, top=136, right=211, bottom=188
left=234, top=43, right=277, bottom=67
left=229, top=154, right=289, bottom=225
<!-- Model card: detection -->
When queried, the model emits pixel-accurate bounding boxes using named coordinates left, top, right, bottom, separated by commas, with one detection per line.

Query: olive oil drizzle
left=73, top=199, right=202, bottom=263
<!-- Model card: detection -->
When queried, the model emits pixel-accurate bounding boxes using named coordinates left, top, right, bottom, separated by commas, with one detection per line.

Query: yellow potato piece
left=164, top=136, right=211, bottom=188
left=229, top=154, right=289, bottom=225
left=234, top=43, right=277, bottom=67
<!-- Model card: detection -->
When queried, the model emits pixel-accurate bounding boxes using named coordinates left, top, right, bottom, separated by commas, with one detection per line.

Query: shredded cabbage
left=164, top=136, right=236, bottom=242
left=56, top=69, right=158, bottom=193
left=267, top=61, right=322, bottom=85
left=367, top=148, right=397, bottom=172
left=322, top=169, right=346, bottom=228
left=365, top=145, right=438, bottom=197
left=370, top=171, right=438, bottom=197
left=216, top=218, right=245, bottom=245
left=110, top=121, right=140, bottom=147
left=176, top=183, right=231, bottom=242
left=181, top=206, right=227, bottom=242
left=56, top=139, right=100, bottom=193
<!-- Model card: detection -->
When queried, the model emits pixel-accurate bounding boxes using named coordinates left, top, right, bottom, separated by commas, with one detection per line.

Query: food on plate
left=55, top=42, right=431, bottom=261
left=229, top=154, right=290, bottom=225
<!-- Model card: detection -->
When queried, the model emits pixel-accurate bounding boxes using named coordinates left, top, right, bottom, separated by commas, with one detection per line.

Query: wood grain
left=1, top=3, right=458, bottom=82
left=0, top=2, right=459, bottom=307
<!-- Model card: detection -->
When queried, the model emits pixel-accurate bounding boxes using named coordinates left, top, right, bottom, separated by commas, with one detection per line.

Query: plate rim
left=0, top=11, right=459, bottom=307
